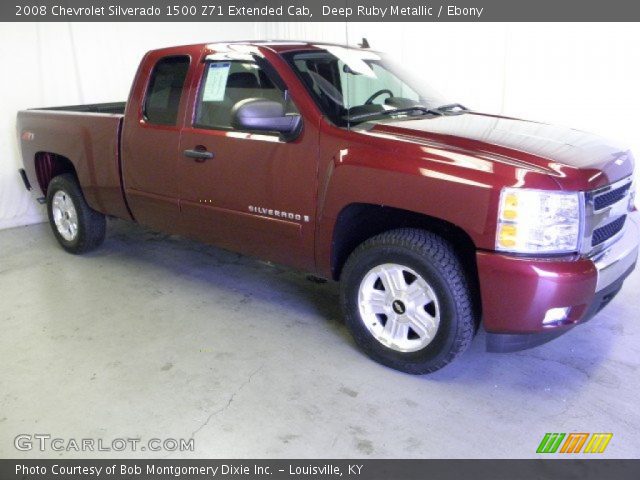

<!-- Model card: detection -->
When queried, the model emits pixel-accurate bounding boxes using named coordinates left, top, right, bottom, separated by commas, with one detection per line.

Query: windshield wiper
left=348, top=106, right=442, bottom=122
left=435, top=103, right=469, bottom=113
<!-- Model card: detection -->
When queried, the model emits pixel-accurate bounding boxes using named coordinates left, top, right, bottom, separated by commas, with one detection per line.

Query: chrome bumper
left=592, top=211, right=639, bottom=292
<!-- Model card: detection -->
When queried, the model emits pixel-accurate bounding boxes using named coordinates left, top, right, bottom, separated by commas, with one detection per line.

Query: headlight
left=496, top=188, right=581, bottom=254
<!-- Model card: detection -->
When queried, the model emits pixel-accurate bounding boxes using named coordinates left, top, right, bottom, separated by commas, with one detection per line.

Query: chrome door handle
left=183, top=148, right=214, bottom=162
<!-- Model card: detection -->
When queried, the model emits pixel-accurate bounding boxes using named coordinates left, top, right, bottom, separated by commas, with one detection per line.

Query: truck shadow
left=424, top=310, right=630, bottom=395
left=96, top=218, right=348, bottom=336
left=95, top=219, right=625, bottom=392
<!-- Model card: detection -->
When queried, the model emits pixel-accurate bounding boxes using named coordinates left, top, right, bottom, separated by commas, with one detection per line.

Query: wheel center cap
left=392, top=300, right=406, bottom=315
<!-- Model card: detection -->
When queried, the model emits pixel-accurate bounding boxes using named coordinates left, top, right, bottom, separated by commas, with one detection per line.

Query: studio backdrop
left=1, top=22, right=639, bottom=229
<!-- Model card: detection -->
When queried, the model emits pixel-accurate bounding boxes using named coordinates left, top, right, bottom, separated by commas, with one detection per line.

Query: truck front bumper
left=478, top=212, right=639, bottom=352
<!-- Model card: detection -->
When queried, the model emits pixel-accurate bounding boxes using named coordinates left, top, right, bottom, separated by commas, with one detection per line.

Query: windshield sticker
left=320, top=45, right=378, bottom=78
left=202, top=62, right=231, bottom=101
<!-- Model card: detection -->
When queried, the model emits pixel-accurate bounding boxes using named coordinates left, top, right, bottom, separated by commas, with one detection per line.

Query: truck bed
left=17, top=106, right=132, bottom=221
left=30, top=102, right=126, bottom=115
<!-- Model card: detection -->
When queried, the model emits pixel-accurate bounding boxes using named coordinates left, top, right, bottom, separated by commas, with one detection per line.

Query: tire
left=340, top=228, right=477, bottom=374
left=46, top=173, right=106, bottom=254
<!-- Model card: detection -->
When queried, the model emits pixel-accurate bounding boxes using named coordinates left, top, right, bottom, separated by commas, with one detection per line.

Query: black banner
left=3, top=459, right=640, bottom=480
left=4, top=0, right=640, bottom=22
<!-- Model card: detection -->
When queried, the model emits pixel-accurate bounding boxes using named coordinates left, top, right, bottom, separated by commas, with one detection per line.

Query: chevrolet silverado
left=17, top=41, right=639, bottom=373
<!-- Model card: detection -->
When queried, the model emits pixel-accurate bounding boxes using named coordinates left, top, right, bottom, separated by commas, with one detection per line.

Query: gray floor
left=1, top=219, right=639, bottom=459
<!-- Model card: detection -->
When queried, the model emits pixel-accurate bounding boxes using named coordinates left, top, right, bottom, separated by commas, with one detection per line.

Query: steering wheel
left=365, top=89, right=393, bottom=105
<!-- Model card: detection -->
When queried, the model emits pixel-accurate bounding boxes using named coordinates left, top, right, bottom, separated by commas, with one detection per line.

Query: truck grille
left=592, top=216, right=626, bottom=247
left=593, top=182, right=631, bottom=211
left=582, top=176, right=633, bottom=255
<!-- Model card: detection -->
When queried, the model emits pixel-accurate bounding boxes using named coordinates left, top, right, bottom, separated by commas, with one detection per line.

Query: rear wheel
left=46, top=174, right=106, bottom=254
left=340, top=228, right=477, bottom=374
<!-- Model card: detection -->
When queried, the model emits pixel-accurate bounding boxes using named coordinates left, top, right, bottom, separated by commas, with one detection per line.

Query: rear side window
left=144, top=56, right=190, bottom=125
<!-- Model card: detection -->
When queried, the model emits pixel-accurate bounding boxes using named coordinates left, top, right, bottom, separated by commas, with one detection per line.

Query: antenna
left=358, top=38, right=370, bottom=49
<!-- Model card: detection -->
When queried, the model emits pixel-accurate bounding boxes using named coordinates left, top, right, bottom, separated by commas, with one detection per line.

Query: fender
left=314, top=122, right=561, bottom=277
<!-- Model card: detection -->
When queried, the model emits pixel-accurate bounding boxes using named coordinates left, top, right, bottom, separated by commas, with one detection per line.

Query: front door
left=177, top=54, right=319, bottom=271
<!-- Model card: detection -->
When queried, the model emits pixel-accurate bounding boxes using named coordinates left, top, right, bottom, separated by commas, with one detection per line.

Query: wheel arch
left=34, top=151, right=78, bottom=196
left=330, top=203, right=481, bottom=317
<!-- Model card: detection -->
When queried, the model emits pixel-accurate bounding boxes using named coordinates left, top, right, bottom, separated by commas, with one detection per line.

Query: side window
left=144, top=56, right=190, bottom=125
left=194, top=60, right=297, bottom=131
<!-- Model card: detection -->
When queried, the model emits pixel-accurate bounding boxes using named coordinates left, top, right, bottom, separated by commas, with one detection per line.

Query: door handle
left=183, top=148, right=214, bottom=162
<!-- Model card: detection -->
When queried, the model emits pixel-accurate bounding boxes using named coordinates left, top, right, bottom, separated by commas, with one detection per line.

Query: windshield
left=284, top=46, right=453, bottom=126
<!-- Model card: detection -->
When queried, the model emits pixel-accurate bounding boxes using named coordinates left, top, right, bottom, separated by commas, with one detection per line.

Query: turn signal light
left=498, top=224, right=517, bottom=248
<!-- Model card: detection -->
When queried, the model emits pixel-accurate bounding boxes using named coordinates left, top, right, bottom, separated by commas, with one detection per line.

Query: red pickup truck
left=17, top=41, right=639, bottom=374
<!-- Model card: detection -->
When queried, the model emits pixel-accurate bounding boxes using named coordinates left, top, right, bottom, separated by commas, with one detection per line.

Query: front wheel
left=340, top=229, right=477, bottom=374
left=46, top=173, right=106, bottom=254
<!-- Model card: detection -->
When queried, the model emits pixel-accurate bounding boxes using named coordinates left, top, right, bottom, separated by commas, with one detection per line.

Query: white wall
left=2, top=22, right=639, bottom=230
left=0, top=22, right=257, bottom=230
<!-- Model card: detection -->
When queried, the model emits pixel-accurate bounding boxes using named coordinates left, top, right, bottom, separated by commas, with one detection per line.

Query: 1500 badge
left=249, top=206, right=310, bottom=223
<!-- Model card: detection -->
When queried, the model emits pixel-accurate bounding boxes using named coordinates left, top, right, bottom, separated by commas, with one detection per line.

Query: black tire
left=340, top=228, right=477, bottom=374
left=46, top=173, right=106, bottom=254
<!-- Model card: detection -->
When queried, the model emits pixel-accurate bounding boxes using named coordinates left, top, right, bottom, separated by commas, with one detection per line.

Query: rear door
left=121, top=48, right=196, bottom=233
left=177, top=49, right=319, bottom=271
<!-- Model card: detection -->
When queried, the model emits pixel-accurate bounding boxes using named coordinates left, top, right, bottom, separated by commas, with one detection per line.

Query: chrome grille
left=592, top=216, right=626, bottom=247
left=581, top=176, right=633, bottom=255
left=593, top=183, right=632, bottom=211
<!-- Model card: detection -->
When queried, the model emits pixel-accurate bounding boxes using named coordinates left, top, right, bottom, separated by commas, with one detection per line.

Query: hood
left=364, top=112, right=634, bottom=190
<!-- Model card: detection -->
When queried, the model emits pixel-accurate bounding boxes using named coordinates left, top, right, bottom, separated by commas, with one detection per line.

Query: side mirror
left=231, top=98, right=301, bottom=136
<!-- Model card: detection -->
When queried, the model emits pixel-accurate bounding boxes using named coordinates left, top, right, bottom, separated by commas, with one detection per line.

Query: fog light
left=543, top=307, right=571, bottom=326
